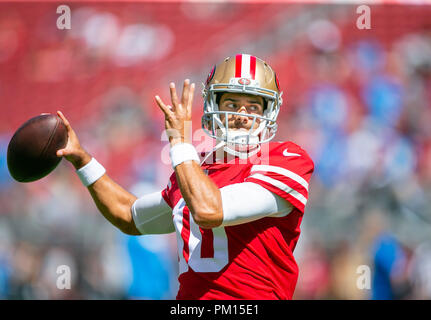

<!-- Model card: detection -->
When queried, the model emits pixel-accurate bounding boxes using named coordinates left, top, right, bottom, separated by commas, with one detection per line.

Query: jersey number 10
left=173, top=199, right=229, bottom=274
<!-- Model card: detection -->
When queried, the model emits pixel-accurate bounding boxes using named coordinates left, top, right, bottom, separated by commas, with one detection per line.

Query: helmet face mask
left=202, top=54, right=282, bottom=157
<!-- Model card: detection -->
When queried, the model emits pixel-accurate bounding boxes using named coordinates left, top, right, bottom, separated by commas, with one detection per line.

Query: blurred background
left=1, top=0, right=431, bottom=299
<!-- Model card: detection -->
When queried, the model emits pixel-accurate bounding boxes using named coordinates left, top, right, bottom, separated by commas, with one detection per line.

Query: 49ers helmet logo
left=238, top=78, right=251, bottom=85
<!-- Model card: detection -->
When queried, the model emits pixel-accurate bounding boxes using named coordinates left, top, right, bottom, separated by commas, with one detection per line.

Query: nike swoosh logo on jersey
left=283, top=148, right=301, bottom=157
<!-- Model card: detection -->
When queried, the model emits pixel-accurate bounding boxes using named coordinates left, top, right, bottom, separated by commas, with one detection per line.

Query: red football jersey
left=161, top=141, right=314, bottom=300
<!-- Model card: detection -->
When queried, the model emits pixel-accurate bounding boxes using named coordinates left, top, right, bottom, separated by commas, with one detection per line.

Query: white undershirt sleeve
left=131, top=191, right=174, bottom=235
left=220, top=182, right=293, bottom=227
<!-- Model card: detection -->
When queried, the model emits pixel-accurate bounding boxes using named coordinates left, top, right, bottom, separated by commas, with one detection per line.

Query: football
left=7, top=113, right=68, bottom=182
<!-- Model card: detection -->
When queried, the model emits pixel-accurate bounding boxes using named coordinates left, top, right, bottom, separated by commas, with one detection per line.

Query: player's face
left=218, top=93, right=264, bottom=131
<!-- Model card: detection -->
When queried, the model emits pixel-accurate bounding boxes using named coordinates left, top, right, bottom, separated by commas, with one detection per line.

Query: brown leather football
left=7, top=114, right=68, bottom=182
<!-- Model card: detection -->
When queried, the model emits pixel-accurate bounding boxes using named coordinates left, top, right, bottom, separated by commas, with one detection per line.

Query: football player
left=56, top=54, right=314, bottom=300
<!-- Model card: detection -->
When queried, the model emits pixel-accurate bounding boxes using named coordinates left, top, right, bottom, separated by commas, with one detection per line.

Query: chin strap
left=200, top=139, right=261, bottom=165
left=224, top=143, right=260, bottom=159
left=200, top=140, right=226, bottom=165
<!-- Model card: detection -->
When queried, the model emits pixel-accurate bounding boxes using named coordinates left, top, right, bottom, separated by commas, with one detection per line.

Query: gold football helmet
left=202, top=54, right=283, bottom=156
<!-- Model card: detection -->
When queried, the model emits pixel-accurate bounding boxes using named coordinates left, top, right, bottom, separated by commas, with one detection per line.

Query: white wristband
left=170, top=143, right=200, bottom=169
left=76, top=157, right=106, bottom=187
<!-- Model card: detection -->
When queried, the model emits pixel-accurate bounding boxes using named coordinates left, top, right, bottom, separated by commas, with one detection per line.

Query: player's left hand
left=155, top=79, right=195, bottom=146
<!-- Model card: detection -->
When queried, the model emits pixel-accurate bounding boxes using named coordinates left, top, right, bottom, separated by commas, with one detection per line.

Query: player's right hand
left=56, top=110, right=92, bottom=169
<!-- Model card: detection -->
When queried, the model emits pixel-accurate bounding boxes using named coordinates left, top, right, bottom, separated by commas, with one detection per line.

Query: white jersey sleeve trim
left=247, top=173, right=308, bottom=205
left=131, top=191, right=174, bottom=234
left=250, top=164, right=309, bottom=191
left=220, top=182, right=293, bottom=227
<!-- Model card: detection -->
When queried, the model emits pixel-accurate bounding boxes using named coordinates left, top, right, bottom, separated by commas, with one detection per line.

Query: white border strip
left=248, top=173, right=307, bottom=205
left=250, top=165, right=309, bottom=191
